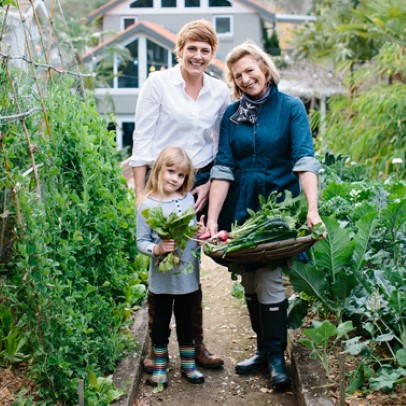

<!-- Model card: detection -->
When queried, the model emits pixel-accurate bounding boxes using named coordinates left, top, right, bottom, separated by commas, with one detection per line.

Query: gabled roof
left=84, top=0, right=277, bottom=24
left=238, top=0, right=275, bottom=24
left=84, top=0, right=315, bottom=25
left=85, top=0, right=128, bottom=23
left=80, top=20, right=225, bottom=72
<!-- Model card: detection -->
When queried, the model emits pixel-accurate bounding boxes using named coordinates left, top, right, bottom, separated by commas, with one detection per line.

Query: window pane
left=118, top=40, right=139, bottom=88
left=124, top=18, right=136, bottom=29
left=130, top=0, right=153, bottom=8
left=185, top=0, right=200, bottom=7
left=162, top=0, right=176, bottom=6
left=122, top=122, right=135, bottom=154
left=96, top=60, right=114, bottom=88
left=215, top=17, right=231, bottom=34
left=147, top=39, right=169, bottom=75
left=209, top=0, right=231, bottom=6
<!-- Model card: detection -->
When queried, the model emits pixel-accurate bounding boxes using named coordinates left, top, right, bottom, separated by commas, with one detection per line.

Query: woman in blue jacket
left=207, top=41, right=323, bottom=390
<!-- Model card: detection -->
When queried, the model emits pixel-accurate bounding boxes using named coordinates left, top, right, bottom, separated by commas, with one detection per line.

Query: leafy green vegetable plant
left=142, top=206, right=197, bottom=273
left=288, top=155, right=405, bottom=395
left=300, top=320, right=354, bottom=380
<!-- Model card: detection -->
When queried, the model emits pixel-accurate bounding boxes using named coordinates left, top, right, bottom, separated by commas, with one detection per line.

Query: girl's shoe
left=179, top=344, right=205, bottom=384
left=180, top=368, right=204, bottom=384
left=147, top=345, right=169, bottom=388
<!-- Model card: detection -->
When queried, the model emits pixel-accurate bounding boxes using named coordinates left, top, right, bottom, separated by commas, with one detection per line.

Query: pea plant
left=0, top=66, right=147, bottom=404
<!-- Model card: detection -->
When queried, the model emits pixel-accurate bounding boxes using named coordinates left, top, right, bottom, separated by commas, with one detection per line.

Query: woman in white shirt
left=130, top=19, right=230, bottom=373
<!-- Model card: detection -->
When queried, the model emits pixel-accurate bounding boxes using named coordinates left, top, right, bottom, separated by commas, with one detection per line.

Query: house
left=81, top=0, right=315, bottom=153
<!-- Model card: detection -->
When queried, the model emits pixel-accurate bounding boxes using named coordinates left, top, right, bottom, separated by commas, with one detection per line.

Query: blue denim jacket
left=211, top=85, right=320, bottom=230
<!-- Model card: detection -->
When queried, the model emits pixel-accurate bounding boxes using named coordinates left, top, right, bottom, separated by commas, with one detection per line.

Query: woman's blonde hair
left=225, top=41, right=280, bottom=99
left=175, top=19, right=218, bottom=61
left=145, top=147, right=194, bottom=199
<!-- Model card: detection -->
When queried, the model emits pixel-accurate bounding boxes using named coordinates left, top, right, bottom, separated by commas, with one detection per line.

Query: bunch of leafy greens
left=205, top=191, right=323, bottom=256
left=142, top=206, right=198, bottom=273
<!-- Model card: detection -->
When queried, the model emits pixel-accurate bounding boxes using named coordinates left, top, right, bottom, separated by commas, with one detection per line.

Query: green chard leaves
left=142, top=206, right=197, bottom=273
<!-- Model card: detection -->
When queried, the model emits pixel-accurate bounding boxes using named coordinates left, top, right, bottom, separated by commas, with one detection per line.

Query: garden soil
left=134, top=255, right=298, bottom=406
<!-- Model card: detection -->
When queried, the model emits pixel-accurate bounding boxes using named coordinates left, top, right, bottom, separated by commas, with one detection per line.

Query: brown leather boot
left=195, top=341, right=224, bottom=369
left=143, top=292, right=170, bottom=374
left=192, top=286, right=224, bottom=369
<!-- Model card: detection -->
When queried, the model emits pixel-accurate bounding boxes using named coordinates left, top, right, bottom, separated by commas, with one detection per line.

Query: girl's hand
left=154, top=239, right=176, bottom=256
left=197, top=214, right=206, bottom=235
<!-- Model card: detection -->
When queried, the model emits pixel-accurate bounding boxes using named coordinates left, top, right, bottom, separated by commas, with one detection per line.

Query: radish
left=213, top=230, right=229, bottom=242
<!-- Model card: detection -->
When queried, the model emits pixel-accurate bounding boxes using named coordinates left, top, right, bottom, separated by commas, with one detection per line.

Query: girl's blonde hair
left=225, top=40, right=280, bottom=99
left=145, top=147, right=194, bottom=199
left=175, top=19, right=218, bottom=61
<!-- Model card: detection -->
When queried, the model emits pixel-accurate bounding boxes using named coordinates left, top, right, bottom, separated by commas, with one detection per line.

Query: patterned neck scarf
left=230, top=85, right=274, bottom=125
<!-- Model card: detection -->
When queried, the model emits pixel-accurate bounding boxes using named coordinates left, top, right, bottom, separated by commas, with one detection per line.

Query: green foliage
left=293, top=1, right=406, bottom=177
left=0, top=0, right=17, bottom=7
left=293, top=0, right=406, bottom=66
left=142, top=206, right=197, bottom=273
left=231, top=281, right=244, bottom=300
left=0, top=73, right=145, bottom=404
left=287, top=212, right=377, bottom=317
left=264, top=28, right=281, bottom=56
left=288, top=156, right=405, bottom=394
left=0, top=307, right=30, bottom=367
left=319, top=80, right=406, bottom=177
left=300, top=320, right=354, bottom=379
left=86, top=371, right=123, bottom=405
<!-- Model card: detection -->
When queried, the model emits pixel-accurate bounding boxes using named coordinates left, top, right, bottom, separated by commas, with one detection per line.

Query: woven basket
left=207, top=235, right=315, bottom=266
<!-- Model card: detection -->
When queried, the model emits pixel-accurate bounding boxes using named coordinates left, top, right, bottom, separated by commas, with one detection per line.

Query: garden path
left=134, top=254, right=298, bottom=406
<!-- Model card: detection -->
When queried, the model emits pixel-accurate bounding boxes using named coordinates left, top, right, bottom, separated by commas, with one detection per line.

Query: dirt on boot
left=134, top=255, right=297, bottom=406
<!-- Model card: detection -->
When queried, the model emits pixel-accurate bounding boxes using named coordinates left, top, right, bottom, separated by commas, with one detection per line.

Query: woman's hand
left=307, top=210, right=327, bottom=239
left=154, top=239, right=176, bottom=256
left=192, top=181, right=211, bottom=213
left=206, top=218, right=218, bottom=237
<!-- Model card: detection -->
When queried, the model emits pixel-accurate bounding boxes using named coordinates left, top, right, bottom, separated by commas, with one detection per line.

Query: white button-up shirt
left=130, top=64, right=230, bottom=169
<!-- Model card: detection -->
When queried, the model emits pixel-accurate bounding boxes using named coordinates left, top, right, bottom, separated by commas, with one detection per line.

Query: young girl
left=136, top=147, right=204, bottom=388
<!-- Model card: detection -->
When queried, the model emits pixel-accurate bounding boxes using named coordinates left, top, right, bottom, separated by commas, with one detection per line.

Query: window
left=108, top=121, right=134, bottom=153
left=121, top=122, right=135, bottom=154
left=209, top=0, right=231, bottom=6
left=147, top=40, right=169, bottom=75
left=130, top=0, right=153, bottom=8
left=162, top=0, right=176, bottom=6
left=118, top=40, right=139, bottom=88
left=122, top=17, right=136, bottom=30
left=214, top=16, right=232, bottom=35
left=185, top=0, right=200, bottom=7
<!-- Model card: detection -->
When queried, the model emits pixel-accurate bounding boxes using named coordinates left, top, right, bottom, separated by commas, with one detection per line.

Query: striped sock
left=151, top=345, right=168, bottom=385
left=179, top=344, right=204, bottom=381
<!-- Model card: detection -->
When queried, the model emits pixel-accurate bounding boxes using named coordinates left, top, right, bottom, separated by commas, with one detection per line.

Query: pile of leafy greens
left=142, top=206, right=198, bottom=273
left=204, top=191, right=325, bottom=257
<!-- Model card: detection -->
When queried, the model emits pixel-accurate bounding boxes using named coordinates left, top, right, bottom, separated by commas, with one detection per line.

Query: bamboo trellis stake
left=0, top=0, right=87, bottom=251
left=15, top=0, right=52, bottom=138
left=0, top=52, right=94, bottom=77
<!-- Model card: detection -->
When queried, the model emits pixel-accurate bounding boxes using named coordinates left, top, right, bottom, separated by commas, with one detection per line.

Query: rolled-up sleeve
left=293, top=156, right=321, bottom=174
left=210, top=165, right=235, bottom=181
